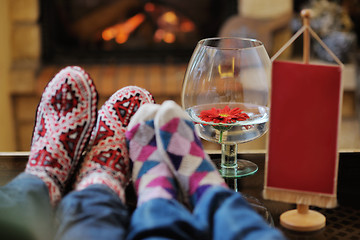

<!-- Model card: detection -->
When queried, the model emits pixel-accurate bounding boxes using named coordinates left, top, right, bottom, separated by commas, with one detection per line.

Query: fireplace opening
left=40, top=0, right=238, bottom=64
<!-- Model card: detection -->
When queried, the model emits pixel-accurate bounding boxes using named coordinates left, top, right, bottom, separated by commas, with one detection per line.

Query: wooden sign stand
left=279, top=10, right=325, bottom=232
left=269, top=9, right=343, bottom=232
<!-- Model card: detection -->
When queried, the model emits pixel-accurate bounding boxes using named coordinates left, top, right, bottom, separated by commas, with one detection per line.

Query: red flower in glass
left=199, top=105, right=249, bottom=124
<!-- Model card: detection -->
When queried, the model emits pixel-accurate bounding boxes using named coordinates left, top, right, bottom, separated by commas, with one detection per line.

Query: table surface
left=1, top=152, right=360, bottom=239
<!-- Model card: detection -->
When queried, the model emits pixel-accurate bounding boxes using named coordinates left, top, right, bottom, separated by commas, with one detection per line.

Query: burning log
left=69, top=0, right=142, bottom=41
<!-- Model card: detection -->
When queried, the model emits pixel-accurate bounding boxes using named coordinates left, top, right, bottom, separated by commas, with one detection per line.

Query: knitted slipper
left=25, top=66, right=98, bottom=205
left=75, top=86, right=155, bottom=203
left=154, top=100, right=227, bottom=208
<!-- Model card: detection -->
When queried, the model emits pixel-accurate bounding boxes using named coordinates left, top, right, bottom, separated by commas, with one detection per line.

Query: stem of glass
left=220, top=143, right=238, bottom=178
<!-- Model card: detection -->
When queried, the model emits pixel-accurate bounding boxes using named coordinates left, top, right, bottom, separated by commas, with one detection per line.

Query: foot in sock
left=126, top=104, right=178, bottom=206
left=154, top=100, right=227, bottom=208
left=75, top=86, right=154, bottom=203
left=25, top=66, right=98, bottom=205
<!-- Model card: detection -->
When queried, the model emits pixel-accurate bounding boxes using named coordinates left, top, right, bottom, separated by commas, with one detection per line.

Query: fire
left=144, top=2, right=155, bottom=12
left=163, top=32, right=175, bottom=43
left=102, top=13, right=145, bottom=44
left=102, top=3, right=196, bottom=45
left=154, top=29, right=175, bottom=43
left=161, top=11, right=178, bottom=25
left=180, top=20, right=195, bottom=32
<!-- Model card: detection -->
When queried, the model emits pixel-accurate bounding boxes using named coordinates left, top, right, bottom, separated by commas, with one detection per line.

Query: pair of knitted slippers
left=25, top=66, right=154, bottom=205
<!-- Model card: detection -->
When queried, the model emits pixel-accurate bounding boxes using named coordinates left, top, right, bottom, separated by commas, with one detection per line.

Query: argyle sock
left=75, top=86, right=155, bottom=203
left=25, top=66, right=98, bottom=205
left=154, top=100, right=227, bottom=207
left=126, top=104, right=177, bottom=206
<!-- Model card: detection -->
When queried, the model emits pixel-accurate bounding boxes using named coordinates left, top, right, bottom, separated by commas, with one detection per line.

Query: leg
left=128, top=198, right=208, bottom=240
left=55, top=185, right=129, bottom=240
left=125, top=104, right=208, bottom=239
left=0, top=66, right=98, bottom=239
left=193, top=187, right=286, bottom=240
left=55, top=87, right=154, bottom=240
left=0, top=173, right=54, bottom=240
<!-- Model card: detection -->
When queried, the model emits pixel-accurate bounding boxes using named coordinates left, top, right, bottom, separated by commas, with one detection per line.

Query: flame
left=144, top=2, right=155, bottom=12
left=154, top=29, right=175, bottom=44
left=163, top=32, right=175, bottom=43
left=102, top=4, right=196, bottom=45
left=180, top=20, right=195, bottom=32
left=154, top=29, right=165, bottom=42
left=102, top=13, right=145, bottom=44
left=161, top=11, right=178, bottom=25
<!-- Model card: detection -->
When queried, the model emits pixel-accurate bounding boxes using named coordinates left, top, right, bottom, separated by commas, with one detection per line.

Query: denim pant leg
left=55, top=185, right=130, bottom=240
left=127, top=198, right=209, bottom=240
left=194, top=186, right=286, bottom=240
left=0, top=172, right=54, bottom=240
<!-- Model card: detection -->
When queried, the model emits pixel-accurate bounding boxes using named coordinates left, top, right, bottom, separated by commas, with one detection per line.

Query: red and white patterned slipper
left=25, top=66, right=98, bottom=205
left=75, top=86, right=155, bottom=203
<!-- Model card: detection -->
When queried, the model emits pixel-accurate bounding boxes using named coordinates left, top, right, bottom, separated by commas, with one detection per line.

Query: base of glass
left=213, top=158, right=258, bottom=178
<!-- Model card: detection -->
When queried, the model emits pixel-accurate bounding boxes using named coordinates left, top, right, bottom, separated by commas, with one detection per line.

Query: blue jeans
left=0, top=173, right=286, bottom=240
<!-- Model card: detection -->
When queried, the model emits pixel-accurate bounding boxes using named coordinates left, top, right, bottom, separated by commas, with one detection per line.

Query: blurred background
left=0, top=0, right=359, bottom=152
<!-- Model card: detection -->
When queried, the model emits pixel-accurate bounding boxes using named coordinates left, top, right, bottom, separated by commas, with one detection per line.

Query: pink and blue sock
left=155, top=101, right=227, bottom=207
left=126, top=104, right=177, bottom=206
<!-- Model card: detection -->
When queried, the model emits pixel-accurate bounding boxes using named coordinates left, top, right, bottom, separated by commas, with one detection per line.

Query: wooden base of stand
left=280, top=207, right=326, bottom=232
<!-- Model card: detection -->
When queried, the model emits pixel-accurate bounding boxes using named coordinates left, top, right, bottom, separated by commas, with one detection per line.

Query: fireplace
left=9, top=0, right=238, bottom=150
left=40, top=0, right=238, bottom=64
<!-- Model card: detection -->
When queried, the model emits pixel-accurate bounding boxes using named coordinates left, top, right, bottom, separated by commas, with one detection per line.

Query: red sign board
left=265, top=60, right=341, bottom=207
